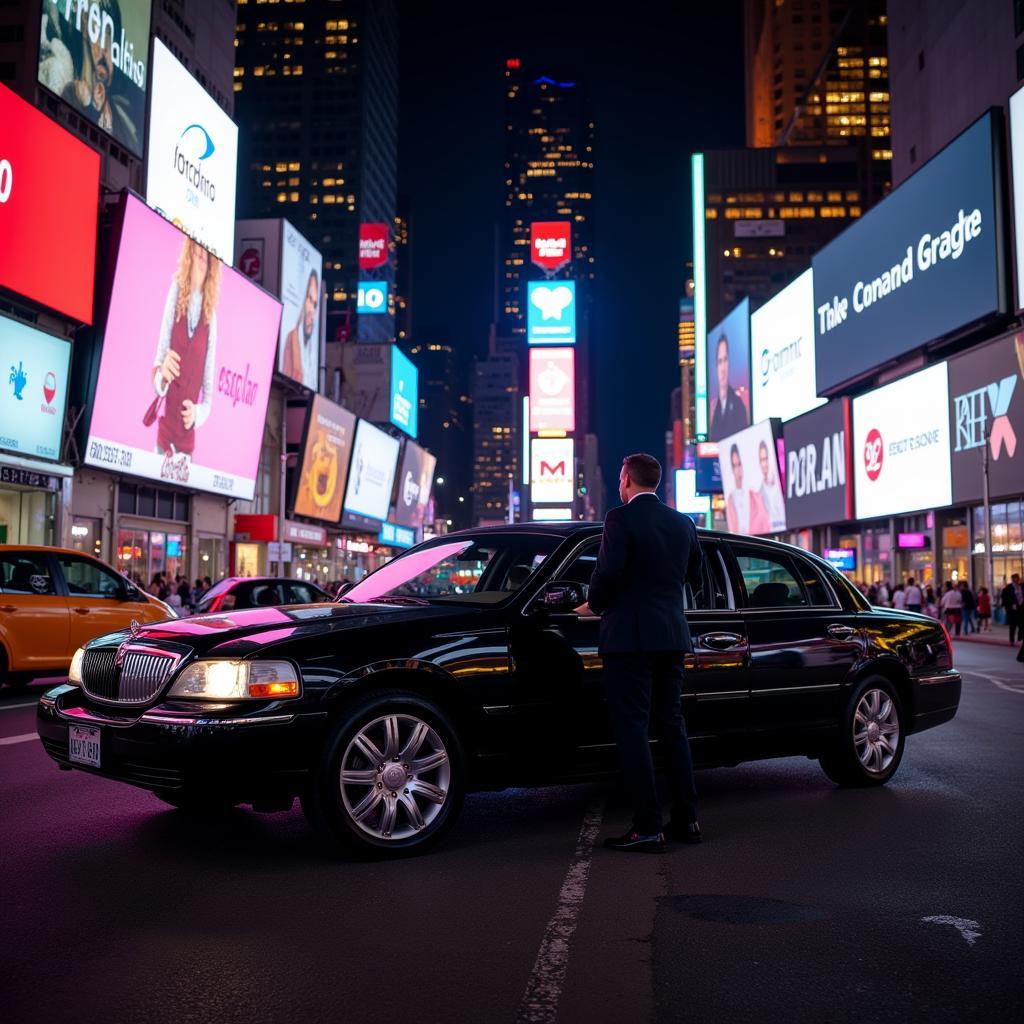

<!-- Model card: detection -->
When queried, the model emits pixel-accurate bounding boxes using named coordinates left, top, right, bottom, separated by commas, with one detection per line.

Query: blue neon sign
left=390, top=347, right=418, bottom=438
left=527, top=280, right=576, bottom=345
left=357, top=281, right=388, bottom=314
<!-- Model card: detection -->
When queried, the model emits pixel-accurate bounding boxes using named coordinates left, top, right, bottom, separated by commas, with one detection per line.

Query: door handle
left=71, top=607, right=91, bottom=616
left=827, top=623, right=858, bottom=640
left=698, top=631, right=744, bottom=650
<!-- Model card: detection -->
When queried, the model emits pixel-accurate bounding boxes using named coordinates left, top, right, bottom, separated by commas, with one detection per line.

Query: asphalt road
left=1, top=640, right=1021, bottom=1024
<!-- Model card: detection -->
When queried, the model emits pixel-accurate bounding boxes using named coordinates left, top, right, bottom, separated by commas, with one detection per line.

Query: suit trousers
left=602, top=651, right=698, bottom=835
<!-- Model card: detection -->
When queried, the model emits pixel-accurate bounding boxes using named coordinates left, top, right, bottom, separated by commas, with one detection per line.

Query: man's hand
left=574, top=602, right=598, bottom=617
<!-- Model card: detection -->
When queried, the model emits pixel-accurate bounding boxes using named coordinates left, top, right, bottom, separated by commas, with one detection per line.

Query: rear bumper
left=909, top=671, right=961, bottom=734
left=36, top=684, right=327, bottom=799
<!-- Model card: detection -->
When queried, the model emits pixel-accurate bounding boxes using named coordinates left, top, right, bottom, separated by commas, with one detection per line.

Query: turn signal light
left=248, top=680, right=300, bottom=698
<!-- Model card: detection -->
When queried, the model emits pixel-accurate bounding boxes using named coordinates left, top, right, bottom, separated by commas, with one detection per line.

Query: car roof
left=0, top=544, right=110, bottom=557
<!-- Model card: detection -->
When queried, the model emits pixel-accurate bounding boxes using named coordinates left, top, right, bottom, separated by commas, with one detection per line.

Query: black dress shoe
left=664, top=820, right=703, bottom=844
left=603, top=829, right=667, bottom=854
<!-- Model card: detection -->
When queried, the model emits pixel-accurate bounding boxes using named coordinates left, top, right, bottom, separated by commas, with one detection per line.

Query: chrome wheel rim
left=853, top=688, right=900, bottom=774
left=339, top=713, right=451, bottom=841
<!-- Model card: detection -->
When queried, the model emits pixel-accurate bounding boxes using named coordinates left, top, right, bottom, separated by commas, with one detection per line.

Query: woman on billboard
left=147, top=237, right=221, bottom=457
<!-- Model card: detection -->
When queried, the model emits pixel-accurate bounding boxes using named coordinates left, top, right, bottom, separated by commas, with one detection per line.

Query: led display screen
left=359, top=223, right=389, bottom=270
left=390, top=347, right=418, bottom=438
left=705, top=299, right=751, bottom=442
left=527, top=281, right=576, bottom=346
left=393, top=440, right=436, bottom=530
left=717, top=419, right=786, bottom=535
left=530, top=437, right=575, bottom=504
left=529, top=347, right=575, bottom=433
left=342, top=419, right=401, bottom=522
left=781, top=399, right=852, bottom=530
left=292, top=395, right=356, bottom=523
left=530, top=221, right=571, bottom=273
left=278, top=220, right=323, bottom=390
left=357, top=281, right=388, bottom=315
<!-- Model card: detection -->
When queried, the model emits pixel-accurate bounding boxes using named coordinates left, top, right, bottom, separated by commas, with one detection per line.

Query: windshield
left=345, top=533, right=562, bottom=604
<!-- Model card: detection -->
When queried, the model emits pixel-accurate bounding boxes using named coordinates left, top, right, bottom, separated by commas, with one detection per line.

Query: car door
left=731, top=542, right=861, bottom=738
left=0, top=551, right=70, bottom=672
left=54, top=553, right=143, bottom=652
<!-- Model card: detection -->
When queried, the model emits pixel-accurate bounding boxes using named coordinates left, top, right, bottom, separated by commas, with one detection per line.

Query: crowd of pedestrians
left=853, top=572, right=1024, bottom=662
left=123, top=571, right=214, bottom=614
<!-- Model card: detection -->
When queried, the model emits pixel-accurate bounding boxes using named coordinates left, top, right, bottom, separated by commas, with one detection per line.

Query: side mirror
left=124, top=583, right=144, bottom=602
left=535, top=581, right=585, bottom=614
left=337, top=581, right=354, bottom=597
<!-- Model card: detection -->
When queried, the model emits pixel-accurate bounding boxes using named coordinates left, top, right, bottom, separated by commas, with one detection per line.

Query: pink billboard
left=529, top=347, right=575, bottom=433
left=85, top=194, right=281, bottom=501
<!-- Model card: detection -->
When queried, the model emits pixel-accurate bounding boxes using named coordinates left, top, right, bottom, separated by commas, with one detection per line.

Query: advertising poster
left=342, top=419, right=401, bottom=522
left=146, top=40, right=239, bottom=262
left=359, top=223, right=389, bottom=270
left=852, top=362, right=952, bottom=520
left=38, top=0, right=151, bottom=157
left=394, top=440, right=437, bottom=530
left=813, top=112, right=1005, bottom=394
left=751, top=269, right=825, bottom=422
left=673, top=469, right=711, bottom=525
left=529, top=347, right=576, bottom=433
left=695, top=442, right=723, bottom=495
left=0, top=316, right=72, bottom=461
left=717, top=419, right=786, bottom=535
left=340, top=343, right=390, bottom=422
left=84, top=195, right=282, bottom=501
left=531, top=437, right=575, bottom=504
left=0, top=83, right=99, bottom=323
left=357, top=281, right=388, bottom=315
left=530, top=221, right=572, bottom=273
left=293, top=395, right=356, bottom=523
left=527, top=281, right=576, bottom=346
left=706, top=299, right=751, bottom=442
left=278, top=221, right=323, bottom=390
left=1011, top=87, right=1024, bottom=310
left=390, top=348, right=418, bottom=438
left=782, top=399, right=853, bottom=530
left=948, top=333, right=1024, bottom=504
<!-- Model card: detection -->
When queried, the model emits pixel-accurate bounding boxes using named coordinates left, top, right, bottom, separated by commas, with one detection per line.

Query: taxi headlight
left=68, top=647, right=86, bottom=686
left=167, top=660, right=300, bottom=700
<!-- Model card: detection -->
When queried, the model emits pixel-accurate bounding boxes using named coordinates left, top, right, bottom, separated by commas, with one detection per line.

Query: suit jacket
left=1002, top=584, right=1021, bottom=611
left=588, top=493, right=705, bottom=654
left=709, top=386, right=748, bottom=441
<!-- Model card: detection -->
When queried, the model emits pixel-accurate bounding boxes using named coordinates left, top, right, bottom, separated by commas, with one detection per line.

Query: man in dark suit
left=586, top=453, right=705, bottom=853
left=1002, top=574, right=1023, bottom=645
left=708, top=334, right=749, bottom=441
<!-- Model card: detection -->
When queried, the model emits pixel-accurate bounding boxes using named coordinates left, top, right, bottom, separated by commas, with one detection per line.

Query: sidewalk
left=951, top=630, right=1020, bottom=647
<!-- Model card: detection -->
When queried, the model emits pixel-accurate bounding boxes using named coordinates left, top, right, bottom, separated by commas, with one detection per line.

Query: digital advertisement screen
left=390, top=347, right=418, bottom=438
left=530, top=437, right=575, bottom=504
left=673, top=469, right=711, bottom=524
left=852, top=362, right=952, bottom=520
left=529, top=347, right=576, bottom=433
left=751, top=269, right=825, bottom=423
left=278, top=220, right=323, bottom=390
left=0, top=315, right=72, bottom=462
left=38, top=0, right=151, bottom=157
left=393, top=440, right=437, bottom=530
left=359, top=223, right=389, bottom=270
left=1012, top=87, right=1024, bottom=311
left=357, top=281, right=388, bottom=315
left=0, top=83, right=99, bottom=324
left=532, top=507, right=572, bottom=522
left=824, top=548, right=856, bottom=572
left=947, top=332, right=1024, bottom=504
left=342, top=419, right=401, bottom=522
left=694, top=442, right=722, bottom=495
left=782, top=399, right=852, bottom=530
left=527, top=281, right=576, bottom=346
left=705, top=299, right=751, bottom=442
left=530, top=221, right=572, bottom=273
left=146, top=40, right=239, bottom=262
left=813, top=111, right=1006, bottom=394
left=293, top=395, right=356, bottom=523
left=717, top=419, right=786, bottom=535
left=85, top=194, right=281, bottom=500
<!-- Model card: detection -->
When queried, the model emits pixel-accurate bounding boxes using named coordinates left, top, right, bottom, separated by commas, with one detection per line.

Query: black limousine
left=37, top=524, right=961, bottom=856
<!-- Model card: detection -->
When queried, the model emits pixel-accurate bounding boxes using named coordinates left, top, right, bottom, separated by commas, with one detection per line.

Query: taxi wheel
left=3, top=673, right=33, bottom=691
left=153, top=788, right=241, bottom=814
left=819, top=676, right=905, bottom=787
left=302, top=690, right=465, bottom=858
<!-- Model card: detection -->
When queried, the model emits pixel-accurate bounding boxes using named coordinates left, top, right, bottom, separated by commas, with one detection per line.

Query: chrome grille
left=81, top=646, right=180, bottom=705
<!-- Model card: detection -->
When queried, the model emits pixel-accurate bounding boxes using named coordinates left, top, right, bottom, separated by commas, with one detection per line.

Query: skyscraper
left=233, top=0, right=399, bottom=343
left=471, top=333, right=520, bottom=526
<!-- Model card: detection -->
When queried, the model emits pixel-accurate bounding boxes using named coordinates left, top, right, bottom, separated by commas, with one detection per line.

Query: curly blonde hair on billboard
left=173, top=237, right=221, bottom=325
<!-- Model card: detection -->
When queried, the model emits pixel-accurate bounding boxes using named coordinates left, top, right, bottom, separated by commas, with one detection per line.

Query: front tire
left=819, top=676, right=905, bottom=787
left=302, top=690, right=464, bottom=858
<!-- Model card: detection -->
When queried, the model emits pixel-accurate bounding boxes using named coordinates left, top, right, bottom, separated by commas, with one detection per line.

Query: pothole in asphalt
left=661, top=894, right=829, bottom=924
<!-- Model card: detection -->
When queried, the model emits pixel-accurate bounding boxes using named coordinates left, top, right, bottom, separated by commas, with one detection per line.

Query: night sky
left=398, top=1, right=745, bottom=500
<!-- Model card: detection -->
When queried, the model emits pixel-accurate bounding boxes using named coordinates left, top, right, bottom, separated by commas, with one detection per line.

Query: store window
left=117, top=529, right=188, bottom=586
left=0, top=488, right=57, bottom=545
left=198, top=536, right=226, bottom=581
left=860, top=525, right=892, bottom=585
left=70, top=517, right=104, bottom=560
left=118, top=484, right=189, bottom=521
left=973, top=501, right=1024, bottom=592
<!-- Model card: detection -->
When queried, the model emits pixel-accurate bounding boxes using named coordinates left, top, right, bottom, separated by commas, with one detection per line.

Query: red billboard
left=0, top=83, right=99, bottom=323
left=530, top=221, right=572, bottom=273
left=359, top=223, right=389, bottom=269
left=529, top=347, right=575, bottom=433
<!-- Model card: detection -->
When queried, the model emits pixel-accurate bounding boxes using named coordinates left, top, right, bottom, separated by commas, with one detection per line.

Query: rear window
left=731, top=545, right=833, bottom=609
left=0, top=553, right=56, bottom=595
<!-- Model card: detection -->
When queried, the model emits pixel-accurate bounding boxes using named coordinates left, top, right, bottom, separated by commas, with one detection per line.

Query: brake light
left=939, top=621, right=954, bottom=667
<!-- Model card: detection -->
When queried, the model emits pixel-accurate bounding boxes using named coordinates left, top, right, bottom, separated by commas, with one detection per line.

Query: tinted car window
left=0, top=553, right=56, bottom=595
left=57, top=555, right=124, bottom=599
left=247, top=583, right=283, bottom=608
left=552, top=541, right=599, bottom=591
left=285, top=583, right=322, bottom=604
left=696, top=545, right=736, bottom=610
left=733, top=547, right=808, bottom=608
left=789, top=555, right=833, bottom=607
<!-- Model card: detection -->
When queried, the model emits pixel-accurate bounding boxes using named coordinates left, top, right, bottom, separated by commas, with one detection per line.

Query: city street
left=2, top=640, right=1020, bottom=1024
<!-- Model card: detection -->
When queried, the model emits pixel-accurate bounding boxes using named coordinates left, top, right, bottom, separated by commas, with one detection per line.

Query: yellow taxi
left=0, top=546, right=174, bottom=688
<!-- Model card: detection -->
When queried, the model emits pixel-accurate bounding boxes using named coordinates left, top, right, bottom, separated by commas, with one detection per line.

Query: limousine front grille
left=81, top=647, right=181, bottom=705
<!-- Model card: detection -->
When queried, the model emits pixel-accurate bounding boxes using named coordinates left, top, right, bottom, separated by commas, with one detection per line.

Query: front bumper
left=36, top=684, right=328, bottom=800
left=909, top=670, right=961, bottom=733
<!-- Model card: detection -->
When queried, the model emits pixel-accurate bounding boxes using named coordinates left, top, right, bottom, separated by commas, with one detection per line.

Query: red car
left=193, top=577, right=332, bottom=614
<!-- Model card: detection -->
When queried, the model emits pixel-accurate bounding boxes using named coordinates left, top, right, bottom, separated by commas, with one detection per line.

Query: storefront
left=0, top=463, right=70, bottom=546
left=971, top=500, right=1024, bottom=592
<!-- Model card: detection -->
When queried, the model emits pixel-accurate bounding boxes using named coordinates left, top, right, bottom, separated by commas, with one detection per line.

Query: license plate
left=69, top=725, right=101, bottom=768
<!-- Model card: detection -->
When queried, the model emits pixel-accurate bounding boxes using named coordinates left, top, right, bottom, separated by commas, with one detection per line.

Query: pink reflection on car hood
left=347, top=541, right=472, bottom=602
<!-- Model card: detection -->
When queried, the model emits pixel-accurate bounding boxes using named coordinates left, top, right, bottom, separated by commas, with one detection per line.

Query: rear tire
left=819, top=675, right=905, bottom=787
left=302, top=689, right=465, bottom=858
left=4, top=673, right=33, bottom=691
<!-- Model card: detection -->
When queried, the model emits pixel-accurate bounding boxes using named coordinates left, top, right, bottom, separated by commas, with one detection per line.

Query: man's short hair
left=622, top=453, right=661, bottom=490
left=717, top=334, right=729, bottom=357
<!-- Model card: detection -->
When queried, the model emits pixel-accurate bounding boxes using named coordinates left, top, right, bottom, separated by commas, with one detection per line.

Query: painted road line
left=962, top=669, right=1024, bottom=695
left=0, top=733, right=37, bottom=747
left=516, top=794, right=605, bottom=1024
left=0, top=702, right=38, bottom=712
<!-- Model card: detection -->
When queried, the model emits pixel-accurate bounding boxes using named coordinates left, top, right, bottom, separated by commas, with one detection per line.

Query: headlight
left=167, top=660, right=300, bottom=700
left=68, top=647, right=85, bottom=685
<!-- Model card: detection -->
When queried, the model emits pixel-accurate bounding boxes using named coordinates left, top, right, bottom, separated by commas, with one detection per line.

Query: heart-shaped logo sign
left=531, top=285, right=573, bottom=320
left=43, top=372, right=57, bottom=405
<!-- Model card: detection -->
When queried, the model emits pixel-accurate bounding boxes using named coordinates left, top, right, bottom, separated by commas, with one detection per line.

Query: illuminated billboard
left=782, top=399, right=853, bottom=530
left=84, top=195, right=281, bottom=500
left=530, top=221, right=572, bottom=273
left=673, top=469, right=711, bottom=525
left=390, top=347, right=418, bottom=438
left=527, top=281, right=576, bottom=345
left=529, top=348, right=575, bottom=433
left=292, top=395, right=356, bottom=523
left=0, top=83, right=99, bottom=323
left=359, top=223, right=389, bottom=270
left=705, top=299, right=751, bottom=442
left=530, top=437, right=575, bottom=504
left=393, top=440, right=437, bottom=530
left=38, top=0, right=151, bottom=157
left=357, top=281, right=388, bottom=315
left=751, top=269, right=824, bottom=423
left=278, top=221, right=323, bottom=390
left=717, top=419, right=786, bottom=535
left=342, top=419, right=401, bottom=522
left=146, top=40, right=239, bottom=262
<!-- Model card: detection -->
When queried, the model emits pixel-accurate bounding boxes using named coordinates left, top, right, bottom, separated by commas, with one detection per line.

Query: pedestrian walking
left=1002, top=574, right=1023, bottom=645
left=959, top=581, right=976, bottom=635
left=892, top=583, right=906, bottom=610
left=583, top=452, right=705, bottom=853
left=977, top=586, right=992, bottom=631
left=924, top=585, right=939, bottom=619
left=940, top=581, right=963, bottom=635
left=905, top=577, right=923, bottom=614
